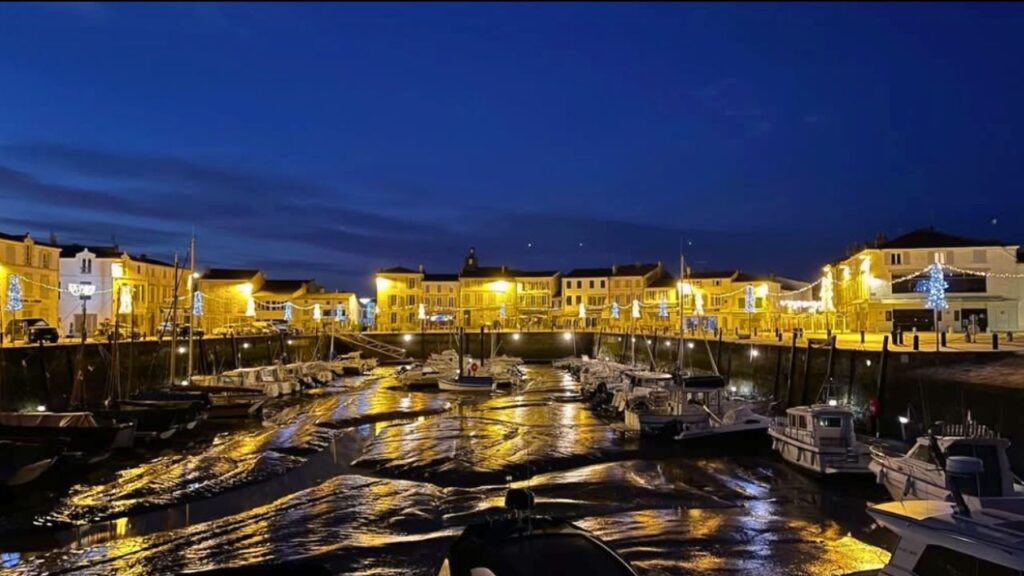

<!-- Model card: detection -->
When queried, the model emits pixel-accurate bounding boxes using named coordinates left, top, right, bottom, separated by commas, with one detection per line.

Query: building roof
left=563, top=267, right=613, bottom=278
left=0, top=232, right=59, bottom=248
left=59, top=244, right=126, bottom=259
left=255, top=279, right=311, bottom=296
left=686, top=270, right=739, bottom=280
left=875, top=227, right=1011, bottom=250
left=612, top=263, right=660, bottom=277
left=459, top=266, right=512, bottom=279
left=734, top=271, right=772, bottom=283
left=513, top=269, right=559, bottom=278
left=775, top=276, right=810, bottom=292
left=131, top=254, right=174, bottom=267
left=423, top=273, right=459, bottom=282
left=647, top=275, right=678, bottom=289
left=378, top=266, right=420, bottom=274
left=201, top=268, right=261, bottom=281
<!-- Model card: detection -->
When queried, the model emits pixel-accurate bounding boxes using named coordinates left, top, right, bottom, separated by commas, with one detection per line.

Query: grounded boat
left=438, top=488, right=638, bottom=576
left=438, top=375, right=496, bottom=392
left=396, top=363, right=443, bottom=387
left=0, top=411, right=135, bottom=462
left=868, top=455, right=1024, bottom=575
left=135, top=387, right=267, bottom=420
left=769, top=403, right=871, bottom=475
left=0, top=440, right=63, bottom=487
left=330, top=352, right=378, bottom=376
left=96, top=399, right=205, bottom=441
left=869, top=420, right=1022, bottom=501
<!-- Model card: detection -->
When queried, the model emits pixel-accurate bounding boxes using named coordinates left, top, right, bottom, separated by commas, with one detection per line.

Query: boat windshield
left=816, top=416, right=843, bottom=428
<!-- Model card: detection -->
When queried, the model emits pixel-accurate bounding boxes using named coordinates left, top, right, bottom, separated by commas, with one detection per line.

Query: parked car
left=212, top=322, right=257, bottom=337
left=270, top=320, right=300, bottom=336
left=93, top=321, right=141, bottom=342
left=4, top=318, right=60, bottom=344
left=157, top=322, right=205, bottom=340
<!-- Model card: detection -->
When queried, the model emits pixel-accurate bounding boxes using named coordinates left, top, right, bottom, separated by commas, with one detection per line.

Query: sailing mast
left=168, top=253, right=180, bottom=386
left=187, top=232, right=196, bottom=383
left=677, top=253, right=686, bottom=373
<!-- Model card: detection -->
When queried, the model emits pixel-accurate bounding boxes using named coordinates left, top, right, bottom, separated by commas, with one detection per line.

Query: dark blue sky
left=2, top=3, right=1023, bottom=292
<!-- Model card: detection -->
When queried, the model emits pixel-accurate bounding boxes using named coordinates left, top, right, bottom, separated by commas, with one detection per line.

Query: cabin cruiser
left=868, top=455, right=1024, bottom=575
left=330, top=351, right=378, bottom=376
left=869, top=421, right=1023, bottom=501
left=769, top=403, right=871, bottom=475
left=396, top=363, right=443, bottom=387
left=97, top=397, right=206, bottom=441
left=438, top=488, right=638, bottom=576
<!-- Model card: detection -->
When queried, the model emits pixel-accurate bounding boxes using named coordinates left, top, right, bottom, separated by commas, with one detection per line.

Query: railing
left=333, top=332, right=407, bottom=361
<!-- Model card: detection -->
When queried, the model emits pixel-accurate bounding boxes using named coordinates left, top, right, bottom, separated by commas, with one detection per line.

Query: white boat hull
left=438, top=378, right=494, bottom=392
left=769, top=430, right=871, bottom=475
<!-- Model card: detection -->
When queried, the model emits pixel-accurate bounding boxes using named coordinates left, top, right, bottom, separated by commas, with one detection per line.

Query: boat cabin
left=779, top=405, right=857, bottom=449
left=906, top=436, right=1014, bottom=497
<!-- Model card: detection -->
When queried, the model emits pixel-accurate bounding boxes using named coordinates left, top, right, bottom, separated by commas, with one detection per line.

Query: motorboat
left=136, top=386, right=267, bottom=420
left=611, top=370, right=675, bottom=415
left=869, top=420, right=1023, bottom=501
left=303, top=361, right=336, bottom=386
left=868, top=455, right=1024, bottom=575
left=96, top=398, right=206, bottom=441
left=438, top=488, right=638, bottom=576
left=438, top=375, right=496, bottom=392
left=0, top=440, right=63, bottom=487
left=396, top=363, right=443, bottom=387
left=330, top=351, right=377, bottom=376
left=769, top=403, right=871, bottom=475
left=0, top=411, right=135, bottom=462
left=283, top=363, right=317, bottom=389
left=220, top=367, right=282, bottom=398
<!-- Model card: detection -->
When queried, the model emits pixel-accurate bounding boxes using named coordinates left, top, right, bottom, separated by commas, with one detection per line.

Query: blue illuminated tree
left=744, top=284, right=755, bottom=314
left=5, top=274, right=23, bottom=312
left=335, top=303, right=344, bottom=321
left=658, top=297, right=668, bottom=318
left=499, top=303, right=507, bottom=319
left=610, top=302, right=620, bottom=319
left=925, top=263, right=948, bottom=311
left=284, top=301, right=293, bottom=322
left=192, top=291, right=204, bottom=317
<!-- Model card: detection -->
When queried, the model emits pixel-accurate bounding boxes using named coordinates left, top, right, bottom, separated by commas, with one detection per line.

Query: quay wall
left=3, top=330, right=1022, bottom=468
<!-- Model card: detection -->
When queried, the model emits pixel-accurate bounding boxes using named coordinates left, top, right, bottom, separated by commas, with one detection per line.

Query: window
left=798, top=415, right=808, bottom=429
left=738, top=297, right=746, bottom=310
left=576, top=280, right=582, bottom=289
left=41, top=252, right=51, bottom=269
left=424, top=284, right=430, bottom=294
left=889, top=252, right=903, bottom=265
left=932, top=251, right=946, bottom=264
left=755, top=297, right=764, bottom=309
left=389, top=295, right=398, bottom=306
left=448, top=297, right=454, bottom=307
left=816, top=416, right=842, bottom=428
left=973, top=250, right=987, bottom=264
left=24, top=245, right=31, bottom=265
left=711, top=294, right=722, bottom=308
left=908, top=445, right=936, bottom=465
left=406, top=295, right=416, bottom=306
left=566, top=295, right=573, bottom=306
left=713, top=280, right=721, bottom=287
left=589, top=280, right=594, bottom=289
left=406, top=278, right=417, bottom=290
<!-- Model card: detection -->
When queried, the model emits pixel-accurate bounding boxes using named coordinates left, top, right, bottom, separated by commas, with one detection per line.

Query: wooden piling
left=784, top=332, right=797, bottom=408
left=799, top=340, right=813, bottom=405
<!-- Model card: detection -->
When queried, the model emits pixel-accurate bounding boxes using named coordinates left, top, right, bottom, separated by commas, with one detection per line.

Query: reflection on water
left=2, top=366, right=892, bottom=575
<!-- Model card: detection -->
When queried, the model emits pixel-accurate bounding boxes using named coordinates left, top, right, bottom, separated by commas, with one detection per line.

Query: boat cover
left=0, top=412, right=98, bottom=428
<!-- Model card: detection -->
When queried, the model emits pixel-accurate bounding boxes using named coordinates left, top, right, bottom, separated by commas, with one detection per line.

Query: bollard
left=754, top=327, right=758, bottom=337
left=777, top=331, right=783, bottom=343
left=993, top=333, right=999, bottom=350
left=965, top=332, right=971, bottom=343
left=940, top=332, right=946, bottom=348
left=913, top=334, right=919, bottom=351
left=860, top=330, right=865, bottom=344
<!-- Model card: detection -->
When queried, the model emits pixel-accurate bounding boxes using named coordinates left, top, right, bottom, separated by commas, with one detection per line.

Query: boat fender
left=470, top=362, right=479, bottom=375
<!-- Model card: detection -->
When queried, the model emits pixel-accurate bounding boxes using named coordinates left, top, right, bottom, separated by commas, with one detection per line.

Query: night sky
left=2, top=3, right=1023, bottom=292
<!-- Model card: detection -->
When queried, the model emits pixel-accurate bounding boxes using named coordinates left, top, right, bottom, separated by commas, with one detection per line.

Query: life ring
left=470, top=362, right=479, bottom=374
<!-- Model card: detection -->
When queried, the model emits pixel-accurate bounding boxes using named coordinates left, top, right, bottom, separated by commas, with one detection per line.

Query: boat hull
left=769, top=430, right=871, bottom=475
left=438, top=376, right=495, bottom=391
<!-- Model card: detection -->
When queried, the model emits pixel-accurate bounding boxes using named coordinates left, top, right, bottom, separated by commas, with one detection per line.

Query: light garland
left=694, top=291, right=704, bottom=316
left=284, top=302, right=293, bottom=322
left=118, top=285, right=133, bottom=314
left=192, top=291, right=204, bottom=317
left=631, top=299, right=641, bottom=319
left=5, top=274, right=23, bottom=312
left=658, top=296, right=669, bottom=318
left=312, top=303, right=322, bottom=321
left=744, top=284, right=755, bottom=313
left=610, top=301, right=620, bottom=319
left=820, top=268, right=835, bottom=312
left=924, top=262, right=948, bottom=310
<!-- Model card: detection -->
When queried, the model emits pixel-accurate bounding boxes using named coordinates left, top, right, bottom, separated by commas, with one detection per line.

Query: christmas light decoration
left=118, top=285, right=133, bottom=314
left=313, top=303, right=322, bottom=321
left=631, top=299, right=641, bottom=319
left=192, top=291, right=204, bottom=317
left=694, top=291, right=704, bottom=316
left=245, top=296, right=256, bottom=317
left=5, top=274, right=23, bottom=312
left=284, top=302, right=293, bottom=322
left=744, top=285, right=755, bottom=313
left=610, top=301, right=620, bottom=319
left=658, top=296, right=668, bottom=318
left=820, top=268, right=834, bottom=312
left=335, top=303, right=344, bottom=321
left=578, top=302, right=586, bottom=319
left=498, top=302, right=506, bottom=319
left=924, top=262, right=948, bottom=310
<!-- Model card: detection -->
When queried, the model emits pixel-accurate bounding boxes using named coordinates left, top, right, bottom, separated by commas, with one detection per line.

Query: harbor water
left=0, top=365, right=895, bottom=575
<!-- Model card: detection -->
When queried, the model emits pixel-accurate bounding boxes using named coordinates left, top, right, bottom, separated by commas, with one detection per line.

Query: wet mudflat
left=0, top=366, right=894, bottom=575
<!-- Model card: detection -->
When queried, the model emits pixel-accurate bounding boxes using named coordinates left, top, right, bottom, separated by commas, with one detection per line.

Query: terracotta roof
left=423, top=273, right=459, bottom=282
left=647, top=275, right=678, bottom=289
left=612, top=263, right=660, bottom=277
left=459, top=266, right=511, bottom=279
left=563, top=267, right=613, bottom=278
left=876, top=228, right=1010, bottom=249
left=201, top=268, right=260, bottom=281
left=378, top=266, right=420, bottom=274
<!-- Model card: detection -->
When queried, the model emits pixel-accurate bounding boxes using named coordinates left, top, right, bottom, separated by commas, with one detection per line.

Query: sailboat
left=438, top=328, right=496, bottom=391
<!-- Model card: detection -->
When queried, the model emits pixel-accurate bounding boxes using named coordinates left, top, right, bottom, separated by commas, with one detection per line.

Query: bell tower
left=463, top=246, right=478, bottom=273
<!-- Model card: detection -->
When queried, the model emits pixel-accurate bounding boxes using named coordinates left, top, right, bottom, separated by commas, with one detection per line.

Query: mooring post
left=799, top=339, right=813, bottom=405
left=773, top=344, right=784, bottom=401
left=993, top=333, right=999, bottom=351
left=785, top=331, right=797, bottom=407
left=716, top=329, right=723, bottom=370
left=846, top=350, right=856, bottom=405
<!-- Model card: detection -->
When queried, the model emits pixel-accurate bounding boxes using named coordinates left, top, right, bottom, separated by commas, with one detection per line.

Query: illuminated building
left=1, top=232, right=61, bottom=333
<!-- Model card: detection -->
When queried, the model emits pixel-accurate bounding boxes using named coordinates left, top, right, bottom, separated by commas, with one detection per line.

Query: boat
left=868, top=455, right=1024, bottom=575
left=438, top=488, right=638, bottom=576
left=330, top=351, right=377, bottom=376
left=303, top=361, right=336, bottom=386
left=396, top=363, right=443, bottom=387
left=769, top=403, right=871, bottom=475
left=96, top=399, right=205, bottom=441
left=0, top=440, right=63, bottom=487
left=0, top=411, right=135, bottom=462
left=135, top=387, right=267, bottom=420
left=869, top=420, right=1023, bottom=501
left=438, top=328, right=496, bottom=392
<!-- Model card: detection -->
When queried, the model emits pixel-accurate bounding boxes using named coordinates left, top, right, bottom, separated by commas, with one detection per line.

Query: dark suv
left=4, top=318, right=60, bottom=344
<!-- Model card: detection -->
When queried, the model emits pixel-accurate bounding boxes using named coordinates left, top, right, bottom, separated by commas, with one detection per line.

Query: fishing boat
left=868, top=455, right=1024, bottom=575
left=438, top=488, right=638, bottom=576
left=769, top=403, right=871, bottom=475
left=869, top=420, right=1023, bottom=501
left=0, top=440, right=64, bottom=487
left=437, top=328, right=496, bottom=392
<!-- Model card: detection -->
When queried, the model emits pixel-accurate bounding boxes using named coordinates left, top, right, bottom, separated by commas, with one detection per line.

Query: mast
left=677, top=253, right=686, bottom=372
left=168, top=253, right=180, bottom=386
left=187, top=232, right=196, bottom=382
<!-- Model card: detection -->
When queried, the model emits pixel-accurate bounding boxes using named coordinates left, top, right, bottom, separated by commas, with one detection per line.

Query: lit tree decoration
left=924, top=262, right=948, bottom=310
left=694, top=291, right=704, bottom=316
left=192, top=291, right=204, bottom=317
left=658, top=296, right=668, bottom=318
left=610, top=302, right=620, bottom=319
left=578, top=302, right=586, bottom=319
left=284, top=302, right=293, bottom=322
left=498, top=303, right=506, bottom=320
left=631, top=299, right=641, bottom=319
left=313, top=303, right=322, bottom=321
left=419, top=302, right=427, bottom=320
left=118, top=285, right=133, bottom=314
left=5, top=274, right=23, bottom=312
left=820, top=268, right=835, bottom=312
left=744, top=285, right=755, bottom=313
left=335, top=303, right=344, bottom=322
left=245, top=296, right=256, bottom=317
